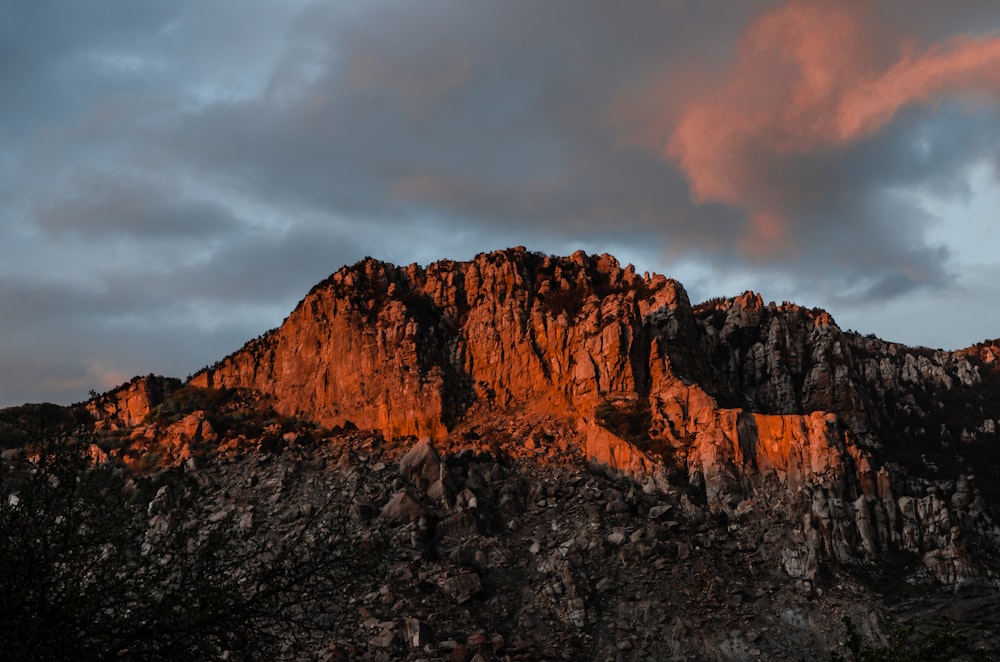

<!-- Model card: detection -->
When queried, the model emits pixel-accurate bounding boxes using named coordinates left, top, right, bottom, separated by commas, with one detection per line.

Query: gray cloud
left=127, top=227, right=364, bottom=306
left=160, top=0, right=1000, bottom=297
left=0, top=273, right=291, bottom=406
left=163, top=1, right=754, bottom=227
left=3, top=0, right=1000, bottom=405
left=672, top=101, right=1000, bottom=301
left=35, top=173, right=244, bottom=239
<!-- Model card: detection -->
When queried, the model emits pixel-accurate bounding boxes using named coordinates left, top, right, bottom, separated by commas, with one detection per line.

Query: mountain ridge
left=82, top=247, right=1000, bottom=585
left=6, top=246, right=1000, bottom=659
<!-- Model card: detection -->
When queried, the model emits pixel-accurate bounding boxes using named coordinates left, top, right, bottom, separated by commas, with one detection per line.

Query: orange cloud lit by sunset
left=664, top=0, right=1000, bottom=242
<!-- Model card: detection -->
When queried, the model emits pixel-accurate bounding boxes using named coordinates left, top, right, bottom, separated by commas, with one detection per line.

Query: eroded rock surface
left=182, top=248, right=1000, bottom=587
left=22, top=248, right=1000, bottom=659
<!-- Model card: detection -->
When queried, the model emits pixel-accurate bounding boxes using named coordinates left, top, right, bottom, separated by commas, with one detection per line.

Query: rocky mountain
left=3, top=247, right=1000, bottom=660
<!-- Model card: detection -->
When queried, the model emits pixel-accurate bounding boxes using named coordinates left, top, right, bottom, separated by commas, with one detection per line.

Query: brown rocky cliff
left=192, top=248, right=684, bottom=439
left=184, top=247, right=1000, bottom=585
left=88, top=375, right=181, bottom=428
left=188, top=247, right=1000, bottom=491
left=674, top=294, right=998, bottom=453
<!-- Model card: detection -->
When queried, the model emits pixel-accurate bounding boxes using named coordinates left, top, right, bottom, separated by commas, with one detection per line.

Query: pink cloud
left=837, top=36, right=1000, bottom=140
left=663, top=0, right=1000, bottom=223
left=740, top=210, right=796, bottom=258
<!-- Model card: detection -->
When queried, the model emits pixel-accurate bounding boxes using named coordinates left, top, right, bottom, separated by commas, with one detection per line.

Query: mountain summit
left=193, top=247, right=998, bottom=443
left=6, top=247, right=1000, bottom=659
left=194, top=247, right=686, bottom=439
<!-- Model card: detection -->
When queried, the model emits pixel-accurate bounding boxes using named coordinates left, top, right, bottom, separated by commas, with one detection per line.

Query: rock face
left=9, top=247, right=1000, bottom=659
left=185, top=248, right=1000, bottom=586
left=87, top=375, right=181, bottom=428
left=192, top=248, right=682, bottom=439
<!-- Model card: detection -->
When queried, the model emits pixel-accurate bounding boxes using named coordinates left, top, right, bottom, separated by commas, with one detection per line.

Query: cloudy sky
left=4, top=0, right=1000, bottom=406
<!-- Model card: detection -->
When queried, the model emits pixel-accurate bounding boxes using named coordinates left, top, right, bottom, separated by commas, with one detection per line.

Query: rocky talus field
left=2, top=248, right=999, bottom=660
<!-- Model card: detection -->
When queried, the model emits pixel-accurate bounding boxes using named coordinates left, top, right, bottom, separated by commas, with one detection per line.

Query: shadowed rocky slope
left=5, top=247, right=1000, bottom=660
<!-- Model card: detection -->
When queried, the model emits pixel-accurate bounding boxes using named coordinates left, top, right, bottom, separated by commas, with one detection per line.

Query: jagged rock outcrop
left=579, top=419, right=671, bottom=493
left=123, top=410, right=218, bottom=468
left=183, top=248, right=1000, bottom=586
left=192, top=248, right=682, bottom=440
left=87, top=375, right=181, bottom=428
